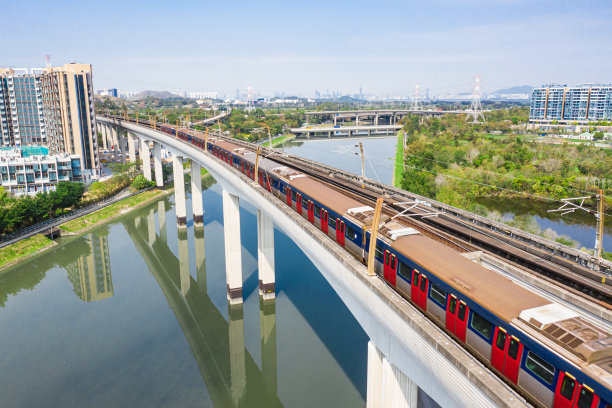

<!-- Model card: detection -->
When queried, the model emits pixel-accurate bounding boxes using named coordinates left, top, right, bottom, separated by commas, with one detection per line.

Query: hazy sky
left=2, top=0, right=611, bottom=96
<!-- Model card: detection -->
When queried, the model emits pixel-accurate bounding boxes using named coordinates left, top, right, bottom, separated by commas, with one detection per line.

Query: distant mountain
left=128, top=90, right=181, bottom=101
left=492, top=85, right=534, bottom=95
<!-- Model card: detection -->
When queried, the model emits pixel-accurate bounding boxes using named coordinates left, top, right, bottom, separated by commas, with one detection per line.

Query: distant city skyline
left=2, top=0, right=611, bottom=97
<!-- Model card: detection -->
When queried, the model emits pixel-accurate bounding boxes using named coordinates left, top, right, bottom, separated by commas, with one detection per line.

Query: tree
left=593, top=131, right=604, bottom=141
left=131, top=175, right=154, bottom=190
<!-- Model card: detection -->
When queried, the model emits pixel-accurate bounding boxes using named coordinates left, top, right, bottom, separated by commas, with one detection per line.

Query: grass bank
left=262, top=134, right=295, bottom=147
left=392, top=130, right=404, bottom=187
left=60, top=189, right=168, bottom=234
left=0, top=234, right=55, bottom=272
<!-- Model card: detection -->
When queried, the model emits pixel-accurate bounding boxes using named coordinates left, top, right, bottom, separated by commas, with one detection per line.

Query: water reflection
left=123, top=208, right=282, bottom=407
left=65, top=231, right=113, bottom=302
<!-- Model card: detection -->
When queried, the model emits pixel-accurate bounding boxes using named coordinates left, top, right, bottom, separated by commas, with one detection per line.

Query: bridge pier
left=191, top=162, right=204, bottom=226
left=257, top=209, right=275, bottom=300
left=178, top=228, right=191, bottom=295
left=100, top=125, right=108, bottom=150
left=172, top=155, right=187, bottom=227
left=334, top=116, right=337, bottom=126
left=367, top=341, right=418, bottom=408
left=356, top=114, right=360, bottom=126
left=153, top=142, right=164, bottom=187
left=141, top=139, right=152, bottom=181
left=223, top=189, right=243, bottom=304
left=119, top=132, right=127, bottom=163
left=112, top=126, right=119, bottom=161
left=374, top=114, right=379, bottom=126
left=127, top=132, right=137, bottom=163
left=228, top=304, right=246, bottom=405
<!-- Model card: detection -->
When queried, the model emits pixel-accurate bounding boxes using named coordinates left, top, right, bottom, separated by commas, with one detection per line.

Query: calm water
left=0, top=179, right=368, bottom=407
left=281, top=137, right=612, bottom=253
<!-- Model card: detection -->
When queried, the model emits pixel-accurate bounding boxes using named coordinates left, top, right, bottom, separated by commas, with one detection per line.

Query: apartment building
left=530, top=84, right=612, bottom=123
left=0, top=64, right=99, bottom=176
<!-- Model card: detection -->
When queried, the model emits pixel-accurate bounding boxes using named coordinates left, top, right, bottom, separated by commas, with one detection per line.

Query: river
left=0, top=179, right=368, bottom=407
left=280, top=136, right=612, bottom=253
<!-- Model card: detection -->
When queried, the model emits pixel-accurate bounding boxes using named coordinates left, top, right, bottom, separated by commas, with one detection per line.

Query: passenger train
left=145, top=120, right=612, bottom=408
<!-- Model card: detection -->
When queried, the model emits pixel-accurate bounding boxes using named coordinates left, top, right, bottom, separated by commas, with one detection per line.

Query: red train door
left=321, top=209, right=329, bottom=234
left=411, top=270, right=420, bottom=304
left=456, top=301, right=469, bottom=342
left=446, top=295, right=457, bottom=334
left=388, top=254, right=397, bottom=286
left=573, top=384, right=599, bottom=408
left=266, top=177, right=271, bottom=192
left=241, top=162, right=244, bottom=173
left=296, top=194, right=303, bottom=215
left=383, top=251, right=391, bottom=281
left=259, top=173, right=264, bottom=186
left=336, top=220, right=345, bottom=246
left=491, top=327, right=507, bottom=374
left=503, top=336, right=523, bottom=384
left=307, top=201, right=314, bottom=223
left=286, top=187, right=292, bottom=207
left=418, top=275, right=428, bottom=310
left=554, top=372, right=579, bottom=408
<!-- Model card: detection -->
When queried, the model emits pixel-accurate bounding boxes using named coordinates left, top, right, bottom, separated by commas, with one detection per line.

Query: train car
left=124, top=119, right=612, bottom=408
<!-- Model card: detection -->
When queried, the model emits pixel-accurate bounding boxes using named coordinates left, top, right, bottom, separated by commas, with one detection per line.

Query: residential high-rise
left=0, top=68, right=46, bottom=146
left=530, top=84, right=612, bottom=122
left=0, top=63, right=99, bottom=176
left=39, top=63, right=99, bottom=175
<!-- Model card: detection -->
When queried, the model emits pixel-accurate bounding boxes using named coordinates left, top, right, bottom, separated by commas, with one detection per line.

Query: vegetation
left=0, top=182, right=84, bottom=235
left=219, top=109, right=304, bottom=142
left=262, top=134, right=295, bottom=147
left=60, top=189, right=165, bottom=233
left=0, top=234, right=54, bottom=270
left=131, top=174, right=156, bottom=190
left=393, top=131, right=404, bottom=187
left=399, top=109, right=612, bottom=211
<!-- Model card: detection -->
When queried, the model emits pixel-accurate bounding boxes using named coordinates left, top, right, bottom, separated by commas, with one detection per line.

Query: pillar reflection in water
left=194, top=226, right=206, bottom=294
left=158, top=199, right=167, bottom=242
left=178, top=228, right=191, bottom=296
left=229, top=304, right=246, bottom=406
left=260, top=298, right=277, bottom=395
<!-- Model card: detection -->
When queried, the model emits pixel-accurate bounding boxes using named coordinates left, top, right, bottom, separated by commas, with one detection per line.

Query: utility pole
left=359, top=142, right=365, bottom=188
left=367, top=197, right=384, bottom=276
left=595, top=189, right=605, bottom=259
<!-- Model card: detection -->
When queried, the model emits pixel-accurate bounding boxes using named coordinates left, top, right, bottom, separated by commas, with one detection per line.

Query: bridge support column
left=356, top=114, right=360, bottom=126
left=229, top=304, right=246, bottom=405
left=172, top=155, right=187, bottom=227
left=178, top=228, right=190, bottom=295
left=223, top=189, right=242, bottom=304
left=191, top=162, right=204, bottom=226
left=257, top=209, right=275, bottom=300
left=101, top=125, right=108, bottom=150
left=375, top=114, right=379, bottom=126
left=153, top=142, right=164, bottom=187
left=334, top=116, right=337, bottom=126
left=112, top=127, right=119, bottom=161
left=119, top=132, right=127, bottom=163
left=141, top=139, right=152, bottom=181
left=260, top=298, right=277, bottom=394
left=367, top=341, right=418, bottom=408
left=127, top=132, right=136, bottom=163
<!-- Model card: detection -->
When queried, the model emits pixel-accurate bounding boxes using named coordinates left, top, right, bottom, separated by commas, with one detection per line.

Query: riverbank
left=262, top=134, right=295, bottom=147
left=60, top=188, right=169, bottom=234
left=392, top=130, right=404, bottom=187
left=0, top=234, right=56, bottom=273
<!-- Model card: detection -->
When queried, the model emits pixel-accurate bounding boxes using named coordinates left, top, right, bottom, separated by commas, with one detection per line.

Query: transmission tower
left=410, top=84, right=423, bottom=111
left=246, top=85, right=255, bottom=112
left=466, top=75, right=485, bottom=123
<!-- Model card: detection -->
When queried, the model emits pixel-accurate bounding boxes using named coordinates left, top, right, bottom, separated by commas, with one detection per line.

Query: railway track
left=111, top=118, right=612, bottom=307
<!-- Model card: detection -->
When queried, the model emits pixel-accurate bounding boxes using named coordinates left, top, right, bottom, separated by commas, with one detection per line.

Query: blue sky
left=2, top=0, right=611, bottom=96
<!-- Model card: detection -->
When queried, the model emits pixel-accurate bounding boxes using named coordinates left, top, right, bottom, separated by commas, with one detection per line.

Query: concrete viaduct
left=96, top=116, right=530, bottom=408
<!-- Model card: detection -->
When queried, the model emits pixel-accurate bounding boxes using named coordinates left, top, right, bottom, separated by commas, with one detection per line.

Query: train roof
left=391, top=229, right=551, bottom=322
left=287, top=174, right=365, bottom=216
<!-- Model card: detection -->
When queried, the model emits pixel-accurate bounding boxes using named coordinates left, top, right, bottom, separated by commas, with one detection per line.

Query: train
left=136, top=118, right=611, bottom=408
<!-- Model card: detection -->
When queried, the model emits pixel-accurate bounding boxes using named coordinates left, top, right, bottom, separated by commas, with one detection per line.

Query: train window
left=560, top=375, right=576, bottom=400
left=302, top=199, right=308, bottom=209
left=375, top=246, right=383, bottom=260
left=576, top=387, right=594, bottom=408
left=397, top=261, right=411, bottom=281
left=508, top=337, right=520, bottom=359
left=291, top=191, right=296, bottom=200
left=449, top=296, right=457, bottom=314
left=328, top=214, right=337, bottom=226
left=470, top=312, right=493, bottom=340
left=458, top=302, right=467, bottom=321
left=429, top=284, right=446, bottom=306
left=345, top=224, right=356, bottom=239
left=314, top=204, right=321, bottom=214
left=495, top=330, right=506, bottom=350
left=525, top=351, right=555, bottom=385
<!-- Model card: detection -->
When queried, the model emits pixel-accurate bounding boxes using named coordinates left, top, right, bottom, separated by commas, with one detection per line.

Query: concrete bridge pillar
left=172, top=155, right=187, bottom=227
left=260, top=298, right=277, bottom=394
left=191, top=162, right=204, bottom=226
left=367, top=341, right=418, bottom=408
left=119, top=131, right=127, bottom=163
left=194, top=226, right=206, bottom=294
left=334, top=115, right=337, bottom=126
left=229, top=304, right=246, bottom=405
left=223, top=189, right=243, bottom=304
left=153, top=142, right=164, bottom=187
left=100, top=125, right=108, bottom=150
left=141, top=139, right=152, bottom=181
left=356, top=114, right=360, bottom=126
left=178, top=228, right=191, bottom=295
left=127, top=132, right=137, bottom=163
left=112, top=127, right=119, bottom=161
left=257, top=209, right=275, bottom=300
left=375, top=114, right=379, bottom=126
